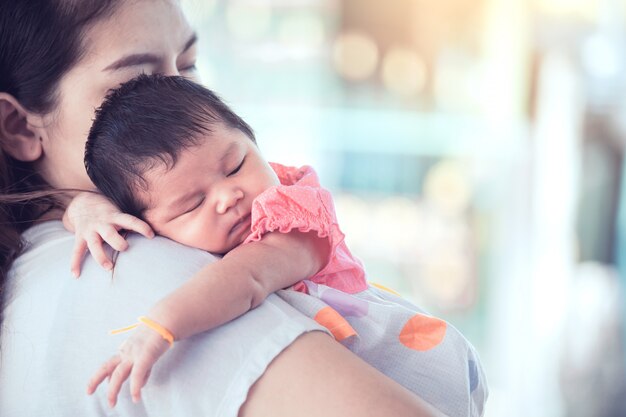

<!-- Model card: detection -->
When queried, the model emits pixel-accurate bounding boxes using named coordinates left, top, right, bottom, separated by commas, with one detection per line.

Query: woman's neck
left=33, top=191, right=74, bottom=224
left=36, top=208, right=64, bottom=223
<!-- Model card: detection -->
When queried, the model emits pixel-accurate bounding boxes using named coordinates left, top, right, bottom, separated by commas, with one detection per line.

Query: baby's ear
left=0, top=93, right=45, bottom=161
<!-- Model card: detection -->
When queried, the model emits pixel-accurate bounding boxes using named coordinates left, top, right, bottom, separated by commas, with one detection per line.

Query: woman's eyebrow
left=182, top=32, right=198, bottom=54
left=103, top=53, right=160, bottom=72
left=103, top=32, right=198, bottom=72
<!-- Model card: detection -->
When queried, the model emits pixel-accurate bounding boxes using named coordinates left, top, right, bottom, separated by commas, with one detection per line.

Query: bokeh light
left=380, top=46, right=427, bottom=96
left=422, top=250, right=472, bottom=305
left=332, top=30, right=379, bottom=81
left=423, top=160, right=472, bottom=215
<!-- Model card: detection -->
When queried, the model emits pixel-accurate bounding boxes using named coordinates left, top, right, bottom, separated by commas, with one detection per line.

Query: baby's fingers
left=114, top=213, right=154, bottom=239
left=71, top=238, right=88, bottom=278
left=99, top=225, right=129, bottom=252
left=107, top=360, right=132, bottom=408
left=86, top=232, right=113, bottom=271
left=129, top=359, right=153, bottom=403
left=87, top=356, right=121, bottom=395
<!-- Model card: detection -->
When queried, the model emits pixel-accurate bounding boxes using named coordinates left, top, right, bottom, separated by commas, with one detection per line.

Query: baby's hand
left=86, top=325, right=170, bottom=408
left=63, top=192, right=154, bottom=277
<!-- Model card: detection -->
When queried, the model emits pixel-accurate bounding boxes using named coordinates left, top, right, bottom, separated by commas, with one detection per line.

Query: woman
left=0, top=1, right=442, bottom=416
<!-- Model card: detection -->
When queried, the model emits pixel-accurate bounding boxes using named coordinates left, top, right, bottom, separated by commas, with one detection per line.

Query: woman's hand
left=86, top=325, right=170, bottom=408
left=63, top=192, right=154, bottom=277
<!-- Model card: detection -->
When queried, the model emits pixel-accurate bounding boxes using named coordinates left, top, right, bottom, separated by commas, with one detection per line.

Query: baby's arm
left=63, top=192, right=154, bottom=277
left=152, top=229, right=330, bottom=339
left=87, top=230, right=329, bottom=407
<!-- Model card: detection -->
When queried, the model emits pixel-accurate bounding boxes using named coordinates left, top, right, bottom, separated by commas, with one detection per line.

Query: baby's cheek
left=158, top=223, right=197, bottom=247
left=182, top=222, right=223, bottom=252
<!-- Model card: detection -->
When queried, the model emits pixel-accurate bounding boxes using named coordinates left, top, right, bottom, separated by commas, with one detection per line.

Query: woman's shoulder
left=22, top=220, right=211, bottom=254
left=15, top=220, right=218, bottom=282
left=8, top=220, right=220, bottom=332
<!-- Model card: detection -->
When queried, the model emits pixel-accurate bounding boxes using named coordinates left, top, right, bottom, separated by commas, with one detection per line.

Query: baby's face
left=141, top=124, right=279, bottom=254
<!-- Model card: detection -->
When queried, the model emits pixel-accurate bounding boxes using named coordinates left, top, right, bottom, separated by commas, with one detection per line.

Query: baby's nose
left=216, top=189, right=244, bottom=214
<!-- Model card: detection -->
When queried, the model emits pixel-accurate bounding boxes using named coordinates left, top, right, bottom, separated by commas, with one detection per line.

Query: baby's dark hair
left=84, top=74, right=255, bottom=218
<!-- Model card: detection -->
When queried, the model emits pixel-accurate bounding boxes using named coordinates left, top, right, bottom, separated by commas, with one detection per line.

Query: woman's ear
left=0, top=93, right=45, bottom=161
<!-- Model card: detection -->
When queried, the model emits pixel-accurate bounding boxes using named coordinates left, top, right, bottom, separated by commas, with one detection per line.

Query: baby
left=69, top=74, right=487, bottom=416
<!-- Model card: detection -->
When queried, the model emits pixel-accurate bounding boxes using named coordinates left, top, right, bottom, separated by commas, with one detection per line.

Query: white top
left=0, top=221, right=325, bottom=417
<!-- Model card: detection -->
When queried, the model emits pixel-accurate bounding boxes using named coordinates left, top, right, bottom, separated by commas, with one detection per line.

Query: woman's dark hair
left=85, top=74, right=255, bottom=219
left=0, top=0, right=122, bottom=328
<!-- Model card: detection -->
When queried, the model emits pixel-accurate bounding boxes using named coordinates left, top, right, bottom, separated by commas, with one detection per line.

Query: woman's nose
left=161, top=63, right=180, bottom=77
left=215, top=188, right=244, bottom=214
left=161, top=58, right=190, bottom=77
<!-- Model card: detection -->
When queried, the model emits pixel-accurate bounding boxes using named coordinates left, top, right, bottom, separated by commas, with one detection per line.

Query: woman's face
left=38, top=0, right=198, bottom=190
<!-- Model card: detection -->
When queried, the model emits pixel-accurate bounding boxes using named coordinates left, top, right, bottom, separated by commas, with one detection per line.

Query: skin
left=54, top=0, right=198, bottom=273
left=142, top=125, right=280, bottom=254
left=86, top=127, right=331, bottom=404
left=37, top=0, right=199, bottom=191
left=239, top=331, right=445, bottom=417
left=0, top=1, right=442, bottom=415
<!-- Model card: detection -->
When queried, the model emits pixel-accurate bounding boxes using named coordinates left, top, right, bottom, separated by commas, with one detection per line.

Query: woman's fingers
left=70, top=238, right=88, bottom=278
left=107, top=360, right=133, bottom=408
left=87, top=356, right=120, bottom=395
left=114, top=214, right=155, bottom=239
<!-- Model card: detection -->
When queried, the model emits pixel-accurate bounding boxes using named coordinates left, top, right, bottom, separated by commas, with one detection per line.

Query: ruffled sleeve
left=244, top=164, right=344, bottom=249
left=243, top=163, right=367, bottom=293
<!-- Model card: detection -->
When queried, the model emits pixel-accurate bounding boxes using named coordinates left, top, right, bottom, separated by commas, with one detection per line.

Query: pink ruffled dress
left=244, top=163, right=488, bottom=417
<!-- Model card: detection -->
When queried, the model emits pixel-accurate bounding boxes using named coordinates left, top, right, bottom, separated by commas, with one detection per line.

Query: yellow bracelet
left=110, top=316, right=175, bottom=347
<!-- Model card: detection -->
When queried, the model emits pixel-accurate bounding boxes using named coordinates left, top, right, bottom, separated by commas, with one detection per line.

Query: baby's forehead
left=134, top=158, right=173, bottom=209
left=136, top=126, right=248, bottom=200
left=134, top=146, right=206, bottom=208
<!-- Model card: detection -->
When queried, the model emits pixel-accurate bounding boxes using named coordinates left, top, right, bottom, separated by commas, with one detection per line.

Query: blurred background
left=183, top=0, right=626, bottom=415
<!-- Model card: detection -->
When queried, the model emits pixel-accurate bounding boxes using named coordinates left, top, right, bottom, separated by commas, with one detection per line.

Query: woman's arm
left=240, top=331, right=445, bottom=417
